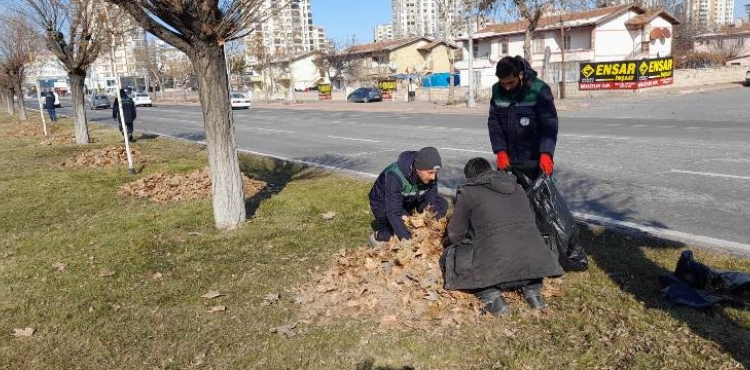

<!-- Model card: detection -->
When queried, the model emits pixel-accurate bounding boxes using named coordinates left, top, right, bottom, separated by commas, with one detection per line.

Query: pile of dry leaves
left=4, top=122, right=64, bottom=138
left=296, top=212, right=565, bottom=329
left=61, top=146, right=142, bottom=168
left=118, top=167, right=267, bottom=202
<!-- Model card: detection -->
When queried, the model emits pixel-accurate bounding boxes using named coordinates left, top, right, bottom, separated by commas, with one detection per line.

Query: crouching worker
left=441, top=158, right=563, bottom=315
left=368, top=147, right=447, bottom=248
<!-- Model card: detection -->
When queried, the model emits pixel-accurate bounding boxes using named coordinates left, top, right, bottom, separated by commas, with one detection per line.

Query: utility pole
left=559, top=16, right=566, bottom=100
left=466, top=14, right=476, bottom=108
left=106, top=11, right=135, bottom=175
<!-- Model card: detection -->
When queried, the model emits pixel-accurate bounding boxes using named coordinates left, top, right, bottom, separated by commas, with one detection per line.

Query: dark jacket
left=441, top=170, right=563, bottom=290
left=44, top=93, right=56, bottom=110
left=487, top=56, right=558, bottom=168
left=369, top=151, right=447, bottom=239
left=113, top=95, right=137, bottom=124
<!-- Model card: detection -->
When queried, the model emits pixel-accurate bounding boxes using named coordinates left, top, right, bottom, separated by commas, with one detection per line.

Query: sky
left=311, top=0, right=750, bottom=45
left=312, top=0, right=391, bottom=45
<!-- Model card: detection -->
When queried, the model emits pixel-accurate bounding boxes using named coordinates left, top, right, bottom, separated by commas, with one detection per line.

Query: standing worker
left=44, top=91, right=57, bottom=122
left=487, top=55, right=558, bottom=180
left=113, top=89, right=137, bottom=143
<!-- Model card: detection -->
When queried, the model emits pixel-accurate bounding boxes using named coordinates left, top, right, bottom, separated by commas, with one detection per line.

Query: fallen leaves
left=4, top=122, right=64, bottom=138
left=98, top=270, right=116, bottom=278
left=270, top=323, right=298, bottom=338
left=12, top=327, right=35, bottom=337
left=296, top=211, right=566, bottom=330
left=320, top=211, right=336, bottom=221
left=201, top=290, right=223, bottom=299
left=208, top=305, right=227, bottom=313
left=61, top=146, right=142, bottom=168
left=118, top=167, right=266, bottom=202
left=51, top=262, right=66, bottom=271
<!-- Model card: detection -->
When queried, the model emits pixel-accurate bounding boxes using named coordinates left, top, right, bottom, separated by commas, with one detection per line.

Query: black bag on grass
left=513, top=170, right=589, bottom=272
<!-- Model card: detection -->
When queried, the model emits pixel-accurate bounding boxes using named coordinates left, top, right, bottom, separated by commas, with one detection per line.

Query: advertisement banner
left=317, top=83, right=332, bottom=100
left=378, top=79, right=397, bottom=100
left=579, top=57, right=673, bottom=90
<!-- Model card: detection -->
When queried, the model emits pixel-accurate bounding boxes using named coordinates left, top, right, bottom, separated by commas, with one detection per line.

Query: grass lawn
left=1, top=113, right=749, bottom=370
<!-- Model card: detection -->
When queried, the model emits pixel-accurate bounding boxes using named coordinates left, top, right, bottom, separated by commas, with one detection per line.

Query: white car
left=132, top=92, right=153, bottom=107
left=230, top=92, right=251, bottom=109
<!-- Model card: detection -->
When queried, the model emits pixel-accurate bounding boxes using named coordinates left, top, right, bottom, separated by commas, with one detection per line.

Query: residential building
left=245, top=0, right=319, bottom=59
left=454, top=5, right=680, bottom=88
left=694, top=25, right=750, bottom=65
left=375, top=24, right=394, bottom=42
left=24, top=52, right=69, bottom=92
left=250, top=51, right=328, bottom=93
left=745, top=4, right=750, bottom=21
left=311, top=26, right=330, bottom=51
left=392, top=0, right=462, bottom=39
left=344, top=36, right=457, bottom=81
left=684, top=0, right=735, bottom=28
left=87, top=14, right=147, bottom=92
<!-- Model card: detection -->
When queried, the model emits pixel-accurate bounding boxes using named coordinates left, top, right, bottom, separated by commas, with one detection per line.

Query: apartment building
left=392, top=0, right=462, bottom=39
left=375, top=24, right=395, bottom=42
left=684, top=0, right=735, bottom=28
left=87, top=14, right=147, bottom=91
left=246, top=0, right=329, bottom=58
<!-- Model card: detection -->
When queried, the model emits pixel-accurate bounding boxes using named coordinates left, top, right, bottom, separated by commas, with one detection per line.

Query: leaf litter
left=61, top=146, right=143, bottom=168
left=118, top=167, right=266, bottom=202
left=296, top=211, right=565, bottom=330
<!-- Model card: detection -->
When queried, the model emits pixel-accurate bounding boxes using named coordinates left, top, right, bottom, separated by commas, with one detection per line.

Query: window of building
left=472, top=41, right=478, bottom=58
left=501, top=41, right=508, bottom=54
left=532, top=37, right=544, bottom=54
left=641, top=40, right=649, bottom=53
left=563, top=33, right=572, bottom=50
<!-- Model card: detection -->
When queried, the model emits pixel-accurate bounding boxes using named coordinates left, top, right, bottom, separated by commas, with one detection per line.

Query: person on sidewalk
left=487, top=55, right=558, bottom=180
left=113, top=89, right=137, bottom=142
left=367, top=147, right=447, bottom=248
left=44, top=91, right=57, bottom=122
left=440, top=157, right=563, bottom=315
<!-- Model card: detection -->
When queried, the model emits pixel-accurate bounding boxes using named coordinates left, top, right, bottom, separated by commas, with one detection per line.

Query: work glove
left=496, top=151, right=510, bottom=170
left=539, top=153, right=554, bottom=176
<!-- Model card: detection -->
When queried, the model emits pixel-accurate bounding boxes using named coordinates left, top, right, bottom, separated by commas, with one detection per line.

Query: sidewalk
left=152, top=81, right=743, bottom=115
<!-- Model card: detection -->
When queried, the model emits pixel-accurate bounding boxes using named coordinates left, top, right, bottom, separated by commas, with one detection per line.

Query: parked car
left=230, top=92, right=251, bottom=109
left=39, top=91, right=61, bottom=108
left=89, top=95, right=111, bottom=110
left=347, top=87, right=382, bottom=103
left=132, top=92, right=153, bottom=107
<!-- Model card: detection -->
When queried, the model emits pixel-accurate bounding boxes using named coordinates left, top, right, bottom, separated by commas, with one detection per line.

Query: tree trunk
left=69, top=72, right=90, bottom=144
left=14, top=81, right=27, bottom=121
left=524, top=28, right=533, bottom=61
left=1, top=90, right=11, bottom=114
left=190, top=44, right=246, bottom=230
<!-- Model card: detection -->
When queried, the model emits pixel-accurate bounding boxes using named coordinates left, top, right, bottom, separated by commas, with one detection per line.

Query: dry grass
left=0, top=113, right=748, bottom=370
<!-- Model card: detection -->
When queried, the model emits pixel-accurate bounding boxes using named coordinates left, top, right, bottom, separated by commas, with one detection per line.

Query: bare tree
left=478, top=0, right=595, bottom=61
left=133, top=38, right=167, bottom=100
left=0, top=71, right=15, bottom=115
left=312, top=37, right=362, bottom=91
left=163, top=51, right=194, bottom=101
left=226, top=40, right=247, bottom=91
left=15, top=0, right=114, bottom=142
left=247, top=32, right=275, bottom=102
left=0, top=16, right=39, bottom=122
left=101, top=0, right=291, bottom=229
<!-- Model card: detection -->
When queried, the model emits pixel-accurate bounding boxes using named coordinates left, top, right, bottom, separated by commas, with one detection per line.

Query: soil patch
left=119, top=167, right=267, bottom=202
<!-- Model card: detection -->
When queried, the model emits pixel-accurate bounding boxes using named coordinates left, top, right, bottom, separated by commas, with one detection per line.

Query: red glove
left=540, top=153, right=554, bottom=176
left=496, top=151, right=510, bottom=170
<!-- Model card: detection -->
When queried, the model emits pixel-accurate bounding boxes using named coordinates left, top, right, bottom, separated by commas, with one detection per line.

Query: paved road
left=30, top=89, right=750, bottom=247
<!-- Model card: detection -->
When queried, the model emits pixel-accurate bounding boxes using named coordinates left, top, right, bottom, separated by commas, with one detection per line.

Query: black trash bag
left=660, top=250, right=750, bottom=308
left=512, top=170, right=589, bottom=272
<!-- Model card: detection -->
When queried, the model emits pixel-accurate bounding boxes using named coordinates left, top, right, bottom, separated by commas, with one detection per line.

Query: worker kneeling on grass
left=367, top=147, right=447, bottom=248
left=440, top=157, right=564, bottom=316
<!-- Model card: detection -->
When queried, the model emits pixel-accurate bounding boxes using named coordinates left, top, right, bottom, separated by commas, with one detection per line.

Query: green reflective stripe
left=386, top=162, right=429, bottom=197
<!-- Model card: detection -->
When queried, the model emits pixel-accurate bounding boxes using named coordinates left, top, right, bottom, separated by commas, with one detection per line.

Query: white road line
left=440, top=147, right=493, bottom=155
left=254, top=127, right=295, bottom=134
left=631, top=124, right=648, bottom=128
left=670, top=169, right=750, bottom=181
left=658, top=125, right=676, bottom=129
left=685, top=127, right=703, bottom=130
left=560, top=134, right=630, bottom=140
left=327, top=135, right=381, bottom=143
left=602, top=123, right=622, bottom=127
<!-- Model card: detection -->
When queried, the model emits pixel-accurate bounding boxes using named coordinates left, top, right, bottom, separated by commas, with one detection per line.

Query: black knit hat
left=414, top=147, right=442, bottom=170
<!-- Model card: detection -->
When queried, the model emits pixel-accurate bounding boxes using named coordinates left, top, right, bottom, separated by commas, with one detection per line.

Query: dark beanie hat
left=414, top=147, right=442, bottom=170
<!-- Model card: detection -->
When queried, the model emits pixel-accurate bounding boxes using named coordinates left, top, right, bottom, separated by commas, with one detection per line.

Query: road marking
left=602, top=123, right=622, bottom=127
left=254, top=127, right=295, bottom=134
left=348, top=149, right=399, bottom=157
left=327, top=135, right=381, bottom=143
left=658, top=125, right=676, bottom=129
left=630, top=124, right=648, bottom=128
left=440, top=147, right=493, bottom=155
left=560, top=134, right=630, bottom=140
left=685, top=127, right=703, bottom=130
left=670, top=169, right=750, bottom=181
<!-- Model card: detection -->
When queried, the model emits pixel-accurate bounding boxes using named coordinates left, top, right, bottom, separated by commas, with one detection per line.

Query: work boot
left=476, top=288, right=509, bottom=316
left=128, top=134, right=136, bottom=143
left=367, top=232, right=384, bottom=249
left=522, top=283, right=546, bottom=310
